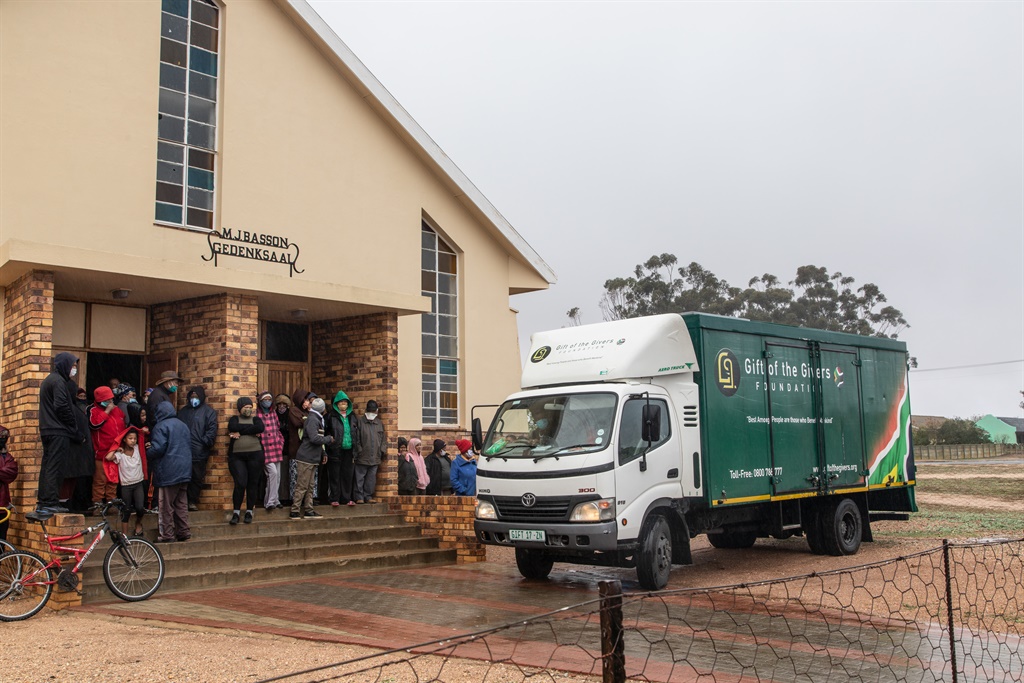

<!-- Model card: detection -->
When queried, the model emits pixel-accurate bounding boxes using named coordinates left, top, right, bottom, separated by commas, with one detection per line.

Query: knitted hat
left=236, top=396, right=253, bottom=410
left=455, top=439, right=473, bottom=454
left=310, top=397, right=327, bottom=415
left=432, top=439, right=446, bottom=453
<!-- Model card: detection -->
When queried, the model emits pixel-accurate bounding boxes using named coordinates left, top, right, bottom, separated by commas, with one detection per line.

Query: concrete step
left=78, top=501, right=456, bottom=604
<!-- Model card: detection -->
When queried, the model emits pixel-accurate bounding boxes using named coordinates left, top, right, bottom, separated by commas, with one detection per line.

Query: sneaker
left=176, top=535, right=191, bottom=542
left=331, top=501, right=340, bottom=508
left=275, top=503, right=283, bottom=509
left=243, top=511, right=253, bottom=524
left=289, top=512, right=301, bottom=520
left=346, top=501, right=356, bottom=507
left=265, top=506, right=275, bottom=513
left=229, top=512, right=240, bottom=525
left=154, top=537, right=175, bottom=544
left=303, top=510, right=322, bottom=519
left=187, top=503, right=199, bottom=512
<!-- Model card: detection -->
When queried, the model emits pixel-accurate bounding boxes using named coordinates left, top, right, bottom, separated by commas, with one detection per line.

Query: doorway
left=85, top=352, right=143, bottom=399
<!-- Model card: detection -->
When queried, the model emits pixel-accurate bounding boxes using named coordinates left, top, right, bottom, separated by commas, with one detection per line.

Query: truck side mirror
left=472, top=417, right=484, bottom=453
left=641, top=404, right=661, bottom=443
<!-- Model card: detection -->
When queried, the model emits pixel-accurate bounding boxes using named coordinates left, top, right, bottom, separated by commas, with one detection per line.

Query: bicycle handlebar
left=100, top=499, right=126, bottom=517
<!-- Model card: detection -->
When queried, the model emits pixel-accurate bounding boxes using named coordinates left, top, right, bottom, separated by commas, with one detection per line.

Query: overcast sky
left=309, top=0, right=1023, bottom=420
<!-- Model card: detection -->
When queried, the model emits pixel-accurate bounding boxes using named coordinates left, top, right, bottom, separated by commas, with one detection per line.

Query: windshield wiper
left=533, top=443, right=599, bottom=462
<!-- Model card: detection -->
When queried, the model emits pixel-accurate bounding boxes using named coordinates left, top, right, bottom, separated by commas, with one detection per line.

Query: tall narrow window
left=421, top=223, right=458, bottom=425
left=155, top=0, right=219, bottom=231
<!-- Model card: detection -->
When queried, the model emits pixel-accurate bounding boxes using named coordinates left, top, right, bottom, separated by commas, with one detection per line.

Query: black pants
left=37, top=434, right=70, bottom=508
left=229, top=452, right=264, bottom=511
left=326, top=449, right=354, bottom=503
left=120, top=482, right=146, bottom=524
left=188, top=457, right=208, bottom=506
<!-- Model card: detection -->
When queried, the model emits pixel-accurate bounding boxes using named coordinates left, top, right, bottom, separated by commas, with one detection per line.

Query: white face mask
left=365, top=412, right=377, bottom=421
left=69, top=367, right=77, bottom=378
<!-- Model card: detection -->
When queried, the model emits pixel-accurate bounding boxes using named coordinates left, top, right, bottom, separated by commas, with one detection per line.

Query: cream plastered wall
left=1, top=0, right=545, bottom=430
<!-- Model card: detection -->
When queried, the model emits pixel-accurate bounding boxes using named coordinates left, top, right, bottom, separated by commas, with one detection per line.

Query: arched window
left=155, top=0, right=220, bottom=231
left=421, top=222, right=458, bottom=425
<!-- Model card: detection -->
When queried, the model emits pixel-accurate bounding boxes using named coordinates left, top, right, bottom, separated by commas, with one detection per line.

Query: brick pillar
left=150, top=293, right=259, bottom=510
left=1, top=270, right=55, bottom=551
left=311, top=312, right=398, bottom=496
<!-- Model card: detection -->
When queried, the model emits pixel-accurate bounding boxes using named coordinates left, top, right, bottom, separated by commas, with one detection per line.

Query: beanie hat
left=432, top=439, right=446, bottom=453
left=257, top=391, right=273, bottom=402
left=455, top=439, right=472, bottom=454
left=119, top=384, right=136, bottom=397
left=366, top=400, right=379, bottom=413
left=310, top=397, right=327, bottom=415
left=236, top=396, right=253, bottom=410
left=94, top=386, right=115, bottom=403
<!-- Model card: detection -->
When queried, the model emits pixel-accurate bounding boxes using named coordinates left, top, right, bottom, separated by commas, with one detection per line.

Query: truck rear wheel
left=636, top=515, right=672, bottom=590
left=804, top=507, right=827, bottom=555
left=821, top=498, right=862, bottom=556
left=515, top=548, right=554, bottom=580
left=708, top=529, right=757, bottom=549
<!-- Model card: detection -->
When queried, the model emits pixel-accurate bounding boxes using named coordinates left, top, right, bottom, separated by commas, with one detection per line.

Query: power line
left=910, top=359, right=1024, bottom=373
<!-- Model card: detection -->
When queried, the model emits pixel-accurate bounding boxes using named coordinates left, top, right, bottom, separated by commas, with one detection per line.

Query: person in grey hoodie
left=290, top=397, right=333, bottom=520
left=177, top=385, right=218, bottom=510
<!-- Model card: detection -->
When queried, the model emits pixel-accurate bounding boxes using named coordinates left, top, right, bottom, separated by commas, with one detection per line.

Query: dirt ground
left=3, top=459, right=1021, bottom=682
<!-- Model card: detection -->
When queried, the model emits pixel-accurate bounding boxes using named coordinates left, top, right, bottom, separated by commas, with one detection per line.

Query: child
left=0, top=425, right=18, bottom=543
left=105, top=427, right=148, bottom=536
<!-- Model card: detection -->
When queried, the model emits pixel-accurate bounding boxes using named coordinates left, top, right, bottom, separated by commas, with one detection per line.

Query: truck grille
left=494, top=496, right=572, bottom=522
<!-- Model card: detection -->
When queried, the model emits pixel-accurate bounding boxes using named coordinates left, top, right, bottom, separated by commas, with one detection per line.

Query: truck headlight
left=569, top=498, right=615, bottom=522
left=475, top=500, right=497, bottom=520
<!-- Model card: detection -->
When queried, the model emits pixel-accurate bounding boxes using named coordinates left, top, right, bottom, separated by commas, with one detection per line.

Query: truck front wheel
left=821, top=498, right=863, bottom=556
left=515, top=548, right=554, bottom=580
left=636, top=515, right=673, bottom=590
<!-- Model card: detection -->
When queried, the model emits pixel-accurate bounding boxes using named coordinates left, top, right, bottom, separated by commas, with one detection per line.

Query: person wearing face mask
left=257, top=391, right=285, bottom=511
left=273, top=394, right=292, bottom=505
left=147, top=370, right=184, bottom=429
left=177, top=385, right=219, bottom=511
left=227, top=397, right=265, bottom=524
left=36, top=352, right=85, bottom=514
left=116, top=384, right=138, bottom=427
left=88, top=385, right=126, bottom=509
left=352, top=399, right=387, bottom=504
left=286, top=389, right=315, bottom=506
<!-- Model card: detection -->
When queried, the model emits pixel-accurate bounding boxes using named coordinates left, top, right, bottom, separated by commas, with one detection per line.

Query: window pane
left=161, top=12, right=187, bottom=41
left=421, top=313, right=435, bottom=334
left=158, top=88, right=186, bottom=117
left=265, top=321, right=309, bottom=362
left=160, top=38, right=187, bottom=67
left=437, top=294, right=453, bottom=315
left=421, top=229, right=436, bottom=249
left=187, top=121, right=214, bottom=149
left=157, top=141, right=184, bottom=163
left=440, top=392, right=458, bottom=410
left=157, top=160, right=183, bottom=183
left=422, top=357, right=436, bottom=373
left=423, top=409, right=434, bottom=423
left=439, top=359, right=458, bottom=375
left=438, top=336, right=457, bottom=357
left=186, top=207, right=213, bottom=230
left=438, top=240, right=455, bottom=255
left=189, top=46, right=217, bottom=77
left=437, top=273, right=455, bottom=295
left=158, top=114, right=185, bottom=142
left=188, top=147, right=214, bottom=171
left=162, top=0, right=188, bottom=18
left=439, top=410, right=457, bottom=424
left=422, top=336, right=436, bottom=355
left=420, top=271, right=435, bottom=293
left=421, top=248, right=434, bottom=272
left=156, top=181, right=183, bottom=204
left=189, top=72, right=217, bottom=100
left=187, top=187, right=213, bottom=209
left=190, top=22, right=218, bottom=52
left=187, top=166, right=214, bottom=190
left=159, top=63, right=186, bottom=92
left=422, top=376, right=436, bottom=391
left=422, top=391, right=436, bottom=408
left=188, top=96, right=215, bottom=125
left=437, top=315, right=455, bottom=336
left=155, top=202, right=182, bottom=223
left=437, top=252, right=456, bottom=275
left=191, top=0, right=218, bottom=27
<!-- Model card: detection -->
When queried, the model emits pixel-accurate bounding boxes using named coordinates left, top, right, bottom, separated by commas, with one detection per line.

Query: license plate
left=509, top=529, right=546, bottom=542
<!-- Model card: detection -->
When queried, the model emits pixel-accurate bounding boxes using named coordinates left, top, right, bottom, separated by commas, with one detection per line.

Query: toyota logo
left=521, top=493, right=537, bottom=508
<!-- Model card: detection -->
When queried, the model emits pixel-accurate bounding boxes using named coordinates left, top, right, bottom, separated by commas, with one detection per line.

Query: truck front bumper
left=475, top=520, right=619, bottom=552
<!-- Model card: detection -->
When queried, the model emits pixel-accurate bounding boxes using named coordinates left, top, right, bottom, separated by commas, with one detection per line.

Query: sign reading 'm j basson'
left=202, top=228, right=304, bottom=277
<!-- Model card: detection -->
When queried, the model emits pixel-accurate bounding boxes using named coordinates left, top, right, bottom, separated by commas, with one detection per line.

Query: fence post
left=942, top=539, right=959, bottom=683
left=599, top=580, right=625, bottom=683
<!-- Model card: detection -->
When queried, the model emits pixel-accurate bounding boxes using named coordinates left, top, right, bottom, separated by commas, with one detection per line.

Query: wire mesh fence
left=257, top=537, right=1023, bottom=683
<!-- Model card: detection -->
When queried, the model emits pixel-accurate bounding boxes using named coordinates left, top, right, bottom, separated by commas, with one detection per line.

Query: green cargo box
left=683, top=314, right=915, bottom=512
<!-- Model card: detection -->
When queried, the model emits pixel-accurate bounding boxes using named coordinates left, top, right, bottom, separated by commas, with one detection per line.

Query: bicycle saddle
left=26, top=509, right=55, bottom=522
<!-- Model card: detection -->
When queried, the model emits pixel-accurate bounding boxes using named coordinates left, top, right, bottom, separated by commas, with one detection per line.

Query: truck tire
left=821, top=498, right=862, bottom=556
left=515, top=548, right=554, bottom=580
left=708, top=530, right=757, bottom=549
left=636, top=514, right=673, bottom=590
left=804, top=507, right=827, bottom=555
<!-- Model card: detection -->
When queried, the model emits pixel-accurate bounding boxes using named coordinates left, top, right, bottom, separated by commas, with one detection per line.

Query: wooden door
left=258, top=361, right=310, bottom=401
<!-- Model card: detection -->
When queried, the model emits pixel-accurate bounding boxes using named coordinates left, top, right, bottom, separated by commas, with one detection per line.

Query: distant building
left=974, top=415, right=1022, bottom=444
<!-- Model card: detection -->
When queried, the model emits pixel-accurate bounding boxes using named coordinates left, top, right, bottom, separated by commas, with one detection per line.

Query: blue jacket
left=450, top=454, right=477, bottom=496
left=147, top=401, right=193, bottom=487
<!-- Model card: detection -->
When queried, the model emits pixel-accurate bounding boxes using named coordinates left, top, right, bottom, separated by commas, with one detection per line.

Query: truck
left=472, top=313, right=916, bottom=590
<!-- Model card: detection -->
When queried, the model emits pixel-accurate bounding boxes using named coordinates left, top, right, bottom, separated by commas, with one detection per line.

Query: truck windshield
left=482, top=392, right=617, bottom=459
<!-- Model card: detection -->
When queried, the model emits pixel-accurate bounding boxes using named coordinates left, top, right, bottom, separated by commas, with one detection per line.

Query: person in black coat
left=424, top=439, right=453, bottom=496
left=177, top=385, right=218, bottom=510
left=66, top=389, right=96, bottom=513
left=37, top=351, right=84, bottom=513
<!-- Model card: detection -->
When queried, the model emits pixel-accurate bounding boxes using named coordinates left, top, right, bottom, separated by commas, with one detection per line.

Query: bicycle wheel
left=0, top=539, right=15, bottom=555
left=103, top=537, right=164, bottom=601
left=0, top=550, right=54, bottom=621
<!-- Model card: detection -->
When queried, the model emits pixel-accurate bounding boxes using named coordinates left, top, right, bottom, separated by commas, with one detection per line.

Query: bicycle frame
left=23, top=518, right=117, bottom=587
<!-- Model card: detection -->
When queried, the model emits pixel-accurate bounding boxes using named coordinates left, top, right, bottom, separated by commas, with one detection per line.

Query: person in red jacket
left=0, top=425, right=17, bottom=543
left=89, top=386, right=125, bottom=509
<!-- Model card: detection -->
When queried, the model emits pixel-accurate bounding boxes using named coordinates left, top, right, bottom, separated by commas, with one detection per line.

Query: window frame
left=421, top=222, right=459, bottom=426
left=618, top=397, right=673, bottom=466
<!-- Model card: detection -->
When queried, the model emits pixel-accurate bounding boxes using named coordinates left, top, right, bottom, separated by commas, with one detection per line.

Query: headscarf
left=406, top=437, right=429, bottom=490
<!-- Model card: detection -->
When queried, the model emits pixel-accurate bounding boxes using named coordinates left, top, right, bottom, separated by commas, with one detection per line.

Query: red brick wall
left=150, top=293, right=259, bottom=509
left=389, top=494, right=484, bottom=563
left=1, top=270, right=55, bottom=552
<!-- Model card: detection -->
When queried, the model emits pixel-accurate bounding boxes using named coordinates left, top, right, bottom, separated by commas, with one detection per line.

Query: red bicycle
left=0, top=499, right=165, bottom=621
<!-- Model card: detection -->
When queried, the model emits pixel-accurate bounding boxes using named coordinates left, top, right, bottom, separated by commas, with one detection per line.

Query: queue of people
left=31, top=356, right=478, bottom=539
